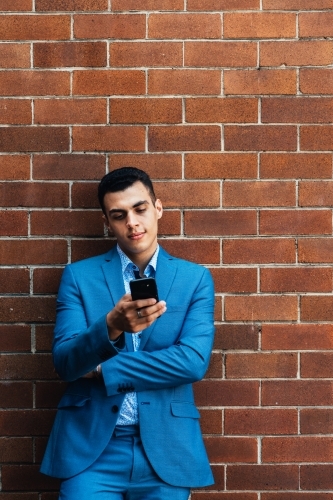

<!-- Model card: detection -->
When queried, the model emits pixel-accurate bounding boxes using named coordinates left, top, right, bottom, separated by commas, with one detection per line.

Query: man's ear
left=155, top=199, right=163, bottom=220
left=102, top=214, right=114, bottom=236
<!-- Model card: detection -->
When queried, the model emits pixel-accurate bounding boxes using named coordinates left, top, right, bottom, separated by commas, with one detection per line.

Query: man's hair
left=98, top=167, right=156, bottom=215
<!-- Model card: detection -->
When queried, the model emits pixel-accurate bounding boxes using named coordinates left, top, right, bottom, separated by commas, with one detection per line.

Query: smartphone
left=130, top=277, right=159, bottom=302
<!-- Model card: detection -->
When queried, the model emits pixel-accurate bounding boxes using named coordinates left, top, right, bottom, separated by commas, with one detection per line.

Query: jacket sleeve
left=101, top=268, right=215, bottom=396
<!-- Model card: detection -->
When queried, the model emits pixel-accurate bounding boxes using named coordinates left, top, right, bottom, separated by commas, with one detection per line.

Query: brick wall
left=1, top=0, right=333, bottom=497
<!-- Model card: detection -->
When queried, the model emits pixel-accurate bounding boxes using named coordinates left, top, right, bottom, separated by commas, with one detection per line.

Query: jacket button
left=111, top=405, right=119, bottom=413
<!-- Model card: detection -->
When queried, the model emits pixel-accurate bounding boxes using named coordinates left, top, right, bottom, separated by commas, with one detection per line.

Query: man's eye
left=136, top=208, right=146, bottom=213
left=112, top=214, right=124, bottom=220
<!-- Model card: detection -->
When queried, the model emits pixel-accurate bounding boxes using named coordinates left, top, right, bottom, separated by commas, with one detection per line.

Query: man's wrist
left=106, top=311, right=123, bottom=341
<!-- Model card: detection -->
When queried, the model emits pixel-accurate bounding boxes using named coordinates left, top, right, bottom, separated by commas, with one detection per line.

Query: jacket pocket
left=57, top=393, right=91, bottom=409
left=171, top=401, right=200, bottom=418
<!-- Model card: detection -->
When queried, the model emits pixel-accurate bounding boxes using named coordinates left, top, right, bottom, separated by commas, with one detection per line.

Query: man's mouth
left=129, top=232, right=145, bottom=240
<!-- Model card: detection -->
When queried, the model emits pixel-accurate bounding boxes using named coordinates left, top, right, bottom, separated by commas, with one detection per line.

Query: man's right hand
left=106, top=293, right=167, bottom=341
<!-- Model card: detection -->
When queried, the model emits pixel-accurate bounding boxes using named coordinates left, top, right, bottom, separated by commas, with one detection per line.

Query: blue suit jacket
left=40, top=246, right=215, bottom=487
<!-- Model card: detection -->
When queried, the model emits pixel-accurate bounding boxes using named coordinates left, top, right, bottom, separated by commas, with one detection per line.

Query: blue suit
left=40, top=246, right=215, bottom=488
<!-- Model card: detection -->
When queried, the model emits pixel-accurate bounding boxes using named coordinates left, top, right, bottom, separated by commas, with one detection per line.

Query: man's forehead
left=104, top=182, right=152, bottom=211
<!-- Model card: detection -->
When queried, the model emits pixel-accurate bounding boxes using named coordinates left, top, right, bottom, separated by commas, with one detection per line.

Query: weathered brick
left=0, top=381, right=32, bottom=407
left=1, top=465, right=60, bottom=491
left=36, top=0, right=107, bottom=10
left=185, top=210, right=257, bottom=236
left=262, top=324, right=333, bottom=350
left=226, top=353, right=297, bottom=378
left=149, top=69, right=221, bottom=96
left=0, top=0, right=32, bottom=10
left=301, top=465, right=333, bottom=491
left=260, top=41, right=333, bottom=67
left=0, top=326, right=31, bottom=353
left=299, top=12, right=333, bottom=37
left=0, top=210, right=28, bottom=236
left=262, top=97, right=333, bottom=124
left=224, top=13, right=296, bottom=39
left=0, top=71, right=69, bottom=96
left=73, top=126, right=145, bottom=152
left=71, top=182, right=99, bottom=208
left=185, top=153, right=257, bottom=179
left=113, top=0, right=183, bottom=9
left=214, top=324, right=259, bottom=351
left=0, top=155, right=30, bottom=180
left=301, top=352, right=333, bottom=378
left=223, top=181, right=295, bottom=207
left=260, top=153, right=332, bottom=179
left=0, top=127, right=69, bottom=153
left=264, top=0, right=333, bottom=8
left=299, top=181, right=333, bottom=207
left=34, top=42, right=106, bottom=68
left=224, top=70, right=297, bottom=96
left=0, top=269, right=30, bottom=293
left=185, top=42, right=257, bottom=68
left=0, top=99, right=31, bottom=125
left=73, top=70, right=145, bottom=96
left=35, top=381, right=66, bottom=408
left=210, top=268, right=257, bottom=293
left=301, top=409, right=333, bottom=434
left=0, top=438, right=32, bottom=463
left=185, top=98, right=258, bottom=123
left=0, top=240, right=67, bottom=265
left=155, top=181, right=220, bottom=207
left=262, top=380, right=333, bottom=406
left=34, top=98, right=106, bottom=125
left=110, top=98, right=182, bottom=124
left=199, top=409, right=222, bottom=435
left=205, top=437, right=257, bottom=463
left=225, top=126, right=297, bottom=152
left=205, top=353, right=222, bottom=379
left=0, top=299, right=56, bottom=323
left=302, top=296, right=333, bottom=321
left=33, top=268, right=63, bottom=294
left=225, top=409, right=298, bottom=435
left=149, top=126, right=221, bottom=152
left=0, top=182, right=68, bottom=207
left=31, top=210, right=103, bottom=236
left=148, top=13, right=221, bottom=39
left=35, top=325, right=54, bottom=352
left=0, top=15, right=70, bottom=40
left=300, top=69, right=333, bottom=95
left=110, top=42, right=182, bottom=68
left=261, top=267, right=332, bottom=293
left=109, top=154, right=182, bottom=179
left=223, top=239, right=296, bottom=264
left=227, top=465, right=299, bottom=491
left=74, top=14, right=146, bottom=39
left=301, top=126, right=333, bottom=151
left=262, top=437, right=333, bottom=463
left=192, top=494, right=257, bottom=500
left=188, top=0, right=259, bottom=10
left=225, top=296, right=298, bottom=321
left=159, top=239, right=220, bottom=264
left=260, top=210, right=332, bottom=235
left=0, top=44, right=30, bottom=68
left=33, top=154, right=105, bottom=180
left=299, top=238, right=333, bottom=263
left=195, top=380, right=259, bottom=406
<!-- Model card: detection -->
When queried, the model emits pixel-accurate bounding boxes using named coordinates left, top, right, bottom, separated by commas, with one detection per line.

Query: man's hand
left=106, top=293, right=167, bottom=341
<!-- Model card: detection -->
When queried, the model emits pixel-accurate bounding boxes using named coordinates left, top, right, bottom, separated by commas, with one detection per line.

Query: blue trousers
left=59, top=425, right=190, bottom=500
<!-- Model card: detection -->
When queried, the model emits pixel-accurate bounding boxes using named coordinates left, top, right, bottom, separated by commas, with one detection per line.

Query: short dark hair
left=98, top=167, right=156, bottom=215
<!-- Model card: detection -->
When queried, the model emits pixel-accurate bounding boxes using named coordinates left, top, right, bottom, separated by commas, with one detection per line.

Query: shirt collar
left=117, top=244, right=159, bottom=277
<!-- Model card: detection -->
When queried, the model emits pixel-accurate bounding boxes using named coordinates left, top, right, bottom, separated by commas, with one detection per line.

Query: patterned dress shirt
left=116, top=243, right=159, bottom=425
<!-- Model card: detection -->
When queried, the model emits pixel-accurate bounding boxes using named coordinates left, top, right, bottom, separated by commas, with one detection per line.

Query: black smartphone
left=130, top=277, right=159, bottom=302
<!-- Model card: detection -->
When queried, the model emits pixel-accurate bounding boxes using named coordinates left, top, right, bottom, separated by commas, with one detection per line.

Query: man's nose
left=126, top=213, right=138, bottom=227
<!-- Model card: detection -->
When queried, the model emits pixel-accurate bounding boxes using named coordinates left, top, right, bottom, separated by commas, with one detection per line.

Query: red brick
left=0, top=99, right=31, bottom=125
left=159, top=211, right=186, bottom=235
left=226, top=353, right=297, bottom=378
left=215, top=296, right=222, bottom=322
left=35, top=98, right=106, bottom=125
left=210, top=268, right=257, bottom=293
left=71, top=239, right=116, bottom=262
left=225, top=126, right=297, bottom=152
left=1, top=465, right=60, bottom=491
left=155, top=181, right=220, bottom=207
left=0, top=354, right=55, bottom=381
left=0, top=495, right=39, bottom=500
left=301, top=352, right=333, bottom=379
left=302, top=296, right=333, bottom=321
left=0, top=268, right=29, bottom=294
left=186, top=98, right=257, bottom=124
left=214, top=324, right=259, bottom=351
left=262, top=380, right=333, bottom=406
left=0, top=298, right=55, bottom=323
left=261, top=267, right=332, bottom=293
left=0, top=127, right=69, bottom=153
left=109, top=154, right=182, bottom=179
left=0, top=438, right=32, bottom=463
left=262, top=324, right=333, bottom=350
left=192, top=495, right=257, bottom=500
left=205, top=353, right=222, bottom=379
left=0, top=71, right=69, bottom=97
left=0, top=44, right=30, bottom=68
left=262, top=98, right=333, bottom=124
left=261, top=41, right=333, bottom=67
left=148, top=13, right=221, bottom=39
left=299, top=181, right=333, bottom=207
left=225, top=296, right=298, bottom=321
left=301, top=465, right=333, bottom=491
left=263, top=494, right=333, bottom=500
left=195, top=380, right=259, bottom=406
left=225, top=238, right=296, bottom=264
left=0, top=15, right=70, bottom=40
left=205, top=437, right=257, bottom=463
left=299, top=12, right=333, bottom=37
left=301, top=126, right=333, bottom=151
left=149, top=69, right=221, bottom=96
left=33, top=268, right=63, bottom=294
left=110, top=42, right=182, bottom=67
left=33, top=154, right=105, bottom=180
left=0, top=0, right=32, bottom=10
left=224, top=181, right=295, bottom=207
left=260, top=209, right=332, bottom=235
left=264, top=0, right=333, bottom=8
left=0, top=326, right=31, bottom=353
left=185, top=42, right=257, bottom=68
left=72, top=182, right=99, bottom=208
left=0, top=240, right=67, bottom=265
left=34, top=42, right=106, bottom=68
left=0, top=182, right=68, bottom=207
left=74, top=14, right=146, bottom=39
left=31, top=210, right=103, bottom=236
left=227, top=465, right=298, bottom=491
left=35, top=325, right=54, bottom=352
left=188, top=0, right=259, bottom=10
left=110, top=98, right=182, bottom=124
left=0, top=155, right=30, bottom=180
left=199, top=409, right=222, bottom=435
left=36, top=0, right=107, bottom=10
left=185, top=153, right=257, bottom=179
left=113, top=0, right=183, bottom=9
left=0, top=382, right=32, bottom=407
left=225, top=409, right=298, bottom=435
left=160, top=239, right=220, bottom=264
left=185, top=210, right=257, bottom=236
left=260, top=153, right=332, bottom=179
left=35, top=381, right=66, bottom=408
left=0, top=211, right=27, bottom=236
left=149, top=126, right=221, bottom=152
left=224, top=13, right=296, bottom=39
left=225, top=70, right=296, bottom=96
left=301, top=409, right=333, bottom=434
left=73, top=70, right=145, bottom=96
left=73, top=126, right=145, bottom=152
left=299, top=238, right=333, bottom=263
left=300, top=69, right=333, bottom=95
left=263, top=437, right=333, bottom=463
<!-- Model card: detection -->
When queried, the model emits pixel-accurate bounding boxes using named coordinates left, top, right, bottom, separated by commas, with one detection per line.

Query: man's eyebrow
left=108, top=200, right=148, bottom=214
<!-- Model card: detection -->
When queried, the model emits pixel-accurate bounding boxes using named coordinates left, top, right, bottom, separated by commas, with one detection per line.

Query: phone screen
left=130, top=278, right=159, bottom=302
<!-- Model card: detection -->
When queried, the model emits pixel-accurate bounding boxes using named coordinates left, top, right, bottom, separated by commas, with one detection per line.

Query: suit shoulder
left=66, top=250, right=113, bottom=271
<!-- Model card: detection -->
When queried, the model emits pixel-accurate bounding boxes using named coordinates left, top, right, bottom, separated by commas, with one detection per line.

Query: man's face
left=102, top=181, right=163, bottom=265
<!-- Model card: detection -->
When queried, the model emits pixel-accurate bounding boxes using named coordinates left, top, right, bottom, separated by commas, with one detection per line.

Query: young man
left=40, top=167, right=215, bottom=499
